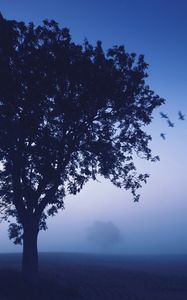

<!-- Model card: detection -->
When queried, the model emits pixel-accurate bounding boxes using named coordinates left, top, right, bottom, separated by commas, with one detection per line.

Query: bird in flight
left=178, top=111, right=185, bottom=121
left=160, top=112, right=168, bottom=119
left=160, top=133, right=166, bottom=140
left=167, top=119, right=174, bottom=127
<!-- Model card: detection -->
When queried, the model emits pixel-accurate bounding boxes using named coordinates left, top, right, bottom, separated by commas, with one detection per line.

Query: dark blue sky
left=1, top=0, right=187, bottom=109
left=0, top=0, right=187, bottom=254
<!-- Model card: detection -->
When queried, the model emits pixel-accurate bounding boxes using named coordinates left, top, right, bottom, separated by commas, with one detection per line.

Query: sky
left=0, top=0, right=187, bottom=255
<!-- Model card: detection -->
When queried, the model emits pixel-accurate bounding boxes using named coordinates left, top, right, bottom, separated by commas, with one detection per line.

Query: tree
left=87, top=221, right=122, bottom=249
left=0, top=14, right=164, bottom=282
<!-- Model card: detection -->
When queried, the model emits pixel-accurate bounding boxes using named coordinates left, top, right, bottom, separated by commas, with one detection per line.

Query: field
left=0, top=253, right=187, bottom=299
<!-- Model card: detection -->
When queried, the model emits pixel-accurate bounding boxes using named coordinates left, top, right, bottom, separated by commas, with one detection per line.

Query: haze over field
left=0, top=0, right=186, bottom=255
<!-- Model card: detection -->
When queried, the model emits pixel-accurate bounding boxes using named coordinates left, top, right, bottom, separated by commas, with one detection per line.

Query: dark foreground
left=0, top=253, right=187, bottom=300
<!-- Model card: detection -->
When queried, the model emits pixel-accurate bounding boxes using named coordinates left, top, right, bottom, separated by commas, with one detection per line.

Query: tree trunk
left=22, top=223, right=39, bottom=283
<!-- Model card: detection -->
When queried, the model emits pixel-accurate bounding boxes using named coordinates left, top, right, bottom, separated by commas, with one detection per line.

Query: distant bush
left=87, top=221, right=122, bottom=249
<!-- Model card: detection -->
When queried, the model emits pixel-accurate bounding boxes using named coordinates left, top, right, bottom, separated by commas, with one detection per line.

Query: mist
left=0, top=156, right=187, bottom=255
left=1, top=129, right=186, bottom=255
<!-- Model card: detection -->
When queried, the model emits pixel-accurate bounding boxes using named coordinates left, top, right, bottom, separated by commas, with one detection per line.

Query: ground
left=0, top=253, right=187, bottom=299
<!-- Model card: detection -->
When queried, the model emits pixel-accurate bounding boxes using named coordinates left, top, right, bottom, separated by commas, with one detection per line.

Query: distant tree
left=0, top=14, right=164, bottom=281
left=87, top=221, right=122, bottom=249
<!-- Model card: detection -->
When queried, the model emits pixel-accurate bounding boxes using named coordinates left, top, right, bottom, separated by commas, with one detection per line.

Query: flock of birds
left=160, top=111, right=185, bottom=140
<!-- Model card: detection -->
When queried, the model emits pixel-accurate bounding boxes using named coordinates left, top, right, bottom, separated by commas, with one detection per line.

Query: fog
left=0, top=73, right=186, bottom=257
left=0, top=125, right=186, bottom=255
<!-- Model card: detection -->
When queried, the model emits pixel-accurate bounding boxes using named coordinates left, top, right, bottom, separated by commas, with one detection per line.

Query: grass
left=0, top=253, right=187, bottom=300
left=0, top=269, right=80, bottom=300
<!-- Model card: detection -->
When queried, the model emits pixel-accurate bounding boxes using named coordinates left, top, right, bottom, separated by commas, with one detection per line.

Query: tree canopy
left=0, top=14, right=164, bottom=279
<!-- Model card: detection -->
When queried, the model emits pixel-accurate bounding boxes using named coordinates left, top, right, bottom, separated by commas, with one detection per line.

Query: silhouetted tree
left=0, top=14, right=164, bottom=281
